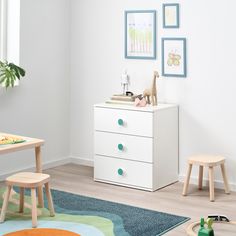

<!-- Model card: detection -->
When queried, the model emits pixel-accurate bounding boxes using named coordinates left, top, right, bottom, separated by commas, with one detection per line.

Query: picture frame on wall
left=162, top=38, right=187, bottom=77
left=163, top=3, right=180, bottom=28
left=125, top=10, right=156, bottom=60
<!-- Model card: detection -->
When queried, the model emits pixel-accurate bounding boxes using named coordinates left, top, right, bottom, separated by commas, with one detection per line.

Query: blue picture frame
left=125, top=10, right=156, bottom=60
left=163, top=3, right=180, bottom=28
left=162, top=38, right=187, bottom=77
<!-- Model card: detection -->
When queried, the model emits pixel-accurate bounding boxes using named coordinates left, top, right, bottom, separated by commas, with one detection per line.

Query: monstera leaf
left=0, top=61, right=26, bottom=89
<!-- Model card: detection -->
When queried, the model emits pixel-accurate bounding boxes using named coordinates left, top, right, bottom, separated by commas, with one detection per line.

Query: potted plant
left=0, top=61, right=26, bottom=89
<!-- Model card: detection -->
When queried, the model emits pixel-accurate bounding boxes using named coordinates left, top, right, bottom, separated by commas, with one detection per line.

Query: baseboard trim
left=179, top=174, right=236, bottom=192
left=69, top=156, right=94, bottom=167
left=0, top=157, right=71, bottom=181
left=1, top=156, right=235, bottom=192
left=71, top=158, right=236, bottom=192
left=0, top=156, right=93, bottom=181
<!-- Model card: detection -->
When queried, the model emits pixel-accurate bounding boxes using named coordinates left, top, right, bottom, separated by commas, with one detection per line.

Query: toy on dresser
left=121, top=69, right=130, bottom=95
left=143, top=71, right=159, bottom=106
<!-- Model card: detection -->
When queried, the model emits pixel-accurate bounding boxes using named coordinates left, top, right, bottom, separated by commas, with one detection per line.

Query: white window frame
left=0, top=0, right=7, bottom=61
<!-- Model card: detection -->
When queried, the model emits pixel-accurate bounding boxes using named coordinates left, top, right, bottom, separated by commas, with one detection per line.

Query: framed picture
left=125, top=10, right=156, bottom=60
left=162, top=38, right=187, bottom=77
left=163, top=3, right=179, bottom=28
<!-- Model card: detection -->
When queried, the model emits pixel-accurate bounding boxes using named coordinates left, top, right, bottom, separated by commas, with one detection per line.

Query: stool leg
left=182, top=164, right=193, bottom=196
left=209, top=167, right=215, bottom=202
left=0, top=186, right=12, bottom=223
left=19, top=187, right=25, bottom=213
left=37, top=186, right=44, bottom=208
left=198, top=166, right=204, bottom=190
left=45, top=183, right=55, bottom=217
left=220, top=163, right=230, bottom=194
left=31, top=188, right=37, bottom=228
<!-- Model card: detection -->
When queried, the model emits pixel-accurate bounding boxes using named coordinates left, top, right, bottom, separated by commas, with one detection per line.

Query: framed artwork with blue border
left=125, top=10, right=156, bottom=60
left=163, top=3, right=179, bottom=28
left=162, top=38, right=187, bottom=77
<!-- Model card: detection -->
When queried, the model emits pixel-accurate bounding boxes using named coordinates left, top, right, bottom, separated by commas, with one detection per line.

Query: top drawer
left=94, top=107, right=153, bottom=137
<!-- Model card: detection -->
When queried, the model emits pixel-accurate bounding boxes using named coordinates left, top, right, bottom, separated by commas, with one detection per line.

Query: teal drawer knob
left=118, top=168, right=123, bottom=176
left=118, top=119, right=124, bottom=126
left=118, top=143, right=123, bottom=151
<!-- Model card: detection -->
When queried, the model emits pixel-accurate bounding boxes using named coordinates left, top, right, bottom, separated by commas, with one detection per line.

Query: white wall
left=70, top=0, right=236, bottom=188
left=1, top=0, right=236, bottom=189
left=0, top=0, right=70, bottom=177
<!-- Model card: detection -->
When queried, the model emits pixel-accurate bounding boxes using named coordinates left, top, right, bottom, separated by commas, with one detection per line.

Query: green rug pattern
left=0, top=188, right=189, bottom=236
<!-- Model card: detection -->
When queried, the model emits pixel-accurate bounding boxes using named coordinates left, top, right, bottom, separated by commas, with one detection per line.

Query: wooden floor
left=2, top=163, right=236, bottom=235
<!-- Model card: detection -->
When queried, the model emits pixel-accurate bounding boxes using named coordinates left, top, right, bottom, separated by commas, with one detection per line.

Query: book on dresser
left=94, top=103, right=179, bottom=191
left=105, top=94, right=140, bottom=106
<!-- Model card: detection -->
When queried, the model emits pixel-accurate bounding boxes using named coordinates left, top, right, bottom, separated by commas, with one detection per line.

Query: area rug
left=0, top=188, right=190, bottom=236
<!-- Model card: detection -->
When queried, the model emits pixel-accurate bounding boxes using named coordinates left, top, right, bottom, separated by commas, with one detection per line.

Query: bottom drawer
left=94, top=155, right=153, bottom=189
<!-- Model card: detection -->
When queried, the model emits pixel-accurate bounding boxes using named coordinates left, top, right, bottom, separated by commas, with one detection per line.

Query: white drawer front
left=95, top=131, right=153, bottom=163
left=94, top=155, right=153, bottom=189
left=94, top=107, right=153, bottom=137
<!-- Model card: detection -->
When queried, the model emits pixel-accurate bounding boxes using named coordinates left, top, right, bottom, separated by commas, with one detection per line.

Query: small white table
left=0, top=132, right=45, bottom=207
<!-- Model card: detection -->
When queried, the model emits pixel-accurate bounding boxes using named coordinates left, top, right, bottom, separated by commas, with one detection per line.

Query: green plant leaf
left=0, top=76, right=6, bottom=84
left=0, top=61, right=26, bottom=88
left=18, top=67, right=25, bottom=77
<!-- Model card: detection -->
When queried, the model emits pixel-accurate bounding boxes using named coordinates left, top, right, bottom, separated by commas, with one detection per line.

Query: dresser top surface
left=94, top=103, right=178, bottom=112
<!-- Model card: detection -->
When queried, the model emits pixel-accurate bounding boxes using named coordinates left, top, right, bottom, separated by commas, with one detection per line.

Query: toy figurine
left=186, top=215, right=236, bottom=235
left=134, top=95, right=147, bottom=107
left=143, top=71, right=159, bottom=106
left=121, top=69, right=130, bottom=95
left=198, top=218, right=214, bottom=236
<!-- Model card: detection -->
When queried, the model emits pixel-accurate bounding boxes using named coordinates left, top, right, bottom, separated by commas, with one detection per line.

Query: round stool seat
left=188, top=155, right=225, bottom=167
left=6, top=172, right=50, bottom=188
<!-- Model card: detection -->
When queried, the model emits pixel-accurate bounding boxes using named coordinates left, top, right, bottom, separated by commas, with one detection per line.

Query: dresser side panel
left=153, top=107, right=179, bottom=190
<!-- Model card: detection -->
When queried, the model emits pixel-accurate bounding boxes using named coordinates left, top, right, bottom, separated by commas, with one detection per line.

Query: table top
left=0, top=132, right=44, bottom=155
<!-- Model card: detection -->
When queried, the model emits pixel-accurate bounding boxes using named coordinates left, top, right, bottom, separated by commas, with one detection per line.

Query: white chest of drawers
left=94, top=103, right=178, bottom=191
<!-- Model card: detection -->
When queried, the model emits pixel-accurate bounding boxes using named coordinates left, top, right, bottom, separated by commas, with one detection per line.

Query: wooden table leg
left=182, top=164, right=192, bottom=196
left=198, top=166, right=204, bottom=190
left=19, top=187, right=25, bottom=213
left=209, top=166, right=215, bottom=202
left=221, top=163, right=230, bottom=194
left=35, top=146, right=44, bottom=208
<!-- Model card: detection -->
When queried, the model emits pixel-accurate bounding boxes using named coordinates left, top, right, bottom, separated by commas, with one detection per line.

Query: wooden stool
left=0, top=172, right=55, bottom=227
left=182, top=155, right=230, bottom=201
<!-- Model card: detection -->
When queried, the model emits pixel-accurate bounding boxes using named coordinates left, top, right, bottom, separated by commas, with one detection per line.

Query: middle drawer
left=95, top=131, right=153, bottom=163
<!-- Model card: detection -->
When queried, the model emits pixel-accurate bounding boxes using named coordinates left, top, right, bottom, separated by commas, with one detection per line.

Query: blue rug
left=0, top=188, right=190, bottom=236
left=51, top=189, right=190, bottom=236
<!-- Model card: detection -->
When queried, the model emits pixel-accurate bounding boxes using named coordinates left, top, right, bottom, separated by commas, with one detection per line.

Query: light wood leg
left=19, top=187, right=25, bottom=213
left=35, top=146, right=44, bottom=208
left=31, top=188, right=37, bottom=228
left=0, top=186, right=12, bottom=223
left=198, top=166, right=204, bottom=190
left=220, top=163, right=230, bottom=194
left=45, top=183, right=55, bottom=217
left=182, top=164, right=192, bottom=196
left=209, top=167, right=215, bottom=202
